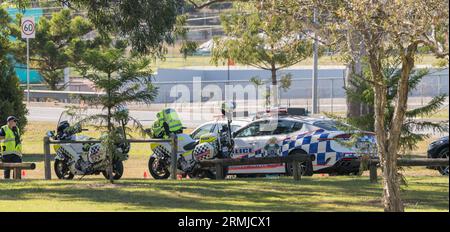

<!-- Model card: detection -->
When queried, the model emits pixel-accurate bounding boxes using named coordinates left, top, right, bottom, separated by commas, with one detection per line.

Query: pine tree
left=70, top=39, right=157, bottom=182
left=0, top=8, right=27, bottom=131
left=343, top=59, right=448, bottom=152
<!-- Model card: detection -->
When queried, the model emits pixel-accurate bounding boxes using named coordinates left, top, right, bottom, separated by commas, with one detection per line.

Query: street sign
left=21, top=17, right=35, bottom=39
left=21, top=17, right=35, bottom=103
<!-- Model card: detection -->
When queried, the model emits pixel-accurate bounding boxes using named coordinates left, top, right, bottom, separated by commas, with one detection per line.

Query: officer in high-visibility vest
left=151, top=109, right=183, bottom=138
left=0, top=116, right=23, bottom=179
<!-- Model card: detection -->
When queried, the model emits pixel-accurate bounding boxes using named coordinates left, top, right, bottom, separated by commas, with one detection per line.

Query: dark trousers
left=1, top=154, right=22, bottom=179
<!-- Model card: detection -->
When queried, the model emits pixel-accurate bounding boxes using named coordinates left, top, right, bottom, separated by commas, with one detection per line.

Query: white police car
left=230, top=116, right=377, bottom=176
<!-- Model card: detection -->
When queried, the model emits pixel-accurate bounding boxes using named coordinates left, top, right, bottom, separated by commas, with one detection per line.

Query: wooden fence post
left=215, top=162, right=224, bottom=180
left=369, top=160, right=377, bottom=183
left=170, top=134, right=178, bottom=180
left=43, top=136, right=51, bottom=180
left=13, top=168, right=21, bottom=179
left=292, top=159, right=301, bottom=181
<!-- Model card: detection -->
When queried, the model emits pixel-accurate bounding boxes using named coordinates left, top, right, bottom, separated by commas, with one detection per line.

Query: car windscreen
left=231, top=125, right=242, bottom=132
left=312, top=120, right=352, bottom=131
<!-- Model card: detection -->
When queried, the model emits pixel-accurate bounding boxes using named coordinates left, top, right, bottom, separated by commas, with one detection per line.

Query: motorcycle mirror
left=222, top=101, right=236, bottom=121
left=144, top=128, right=152, bottom=135
left=46, top=130, right=55, bottom=138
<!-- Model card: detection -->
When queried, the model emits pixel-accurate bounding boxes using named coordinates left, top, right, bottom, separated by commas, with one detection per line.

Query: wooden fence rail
left=43, top=135, right=177, bottom=180
left=200, top=154, right=311, bottom=181
left=0, top=162, right=36, bottom=179
left=368, top=158, right=449, bottom=183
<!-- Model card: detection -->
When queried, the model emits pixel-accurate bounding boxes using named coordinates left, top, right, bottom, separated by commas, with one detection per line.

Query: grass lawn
left=151, top=54, right=445, bottom=69
left=0, top=121, right=446, bottom=212
left=0, top=176, right=447, bottom=212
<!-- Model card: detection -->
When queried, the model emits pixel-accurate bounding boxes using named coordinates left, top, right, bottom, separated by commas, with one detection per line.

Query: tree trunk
left=270, top=65, right=279, bottom=106
left=381, top=154, right=404, bottom=211
left=373, top=83, right=404, bottom=212
left=368, top=47, right=405, bottom=211
left=345, top=63, right=362, bottom=117
left=382, top=43, right=417, bottom=212
left=345, top=28, right=373, bottom=118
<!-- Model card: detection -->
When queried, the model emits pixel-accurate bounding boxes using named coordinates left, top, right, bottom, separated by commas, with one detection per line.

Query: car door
left=232, top=121, right=262, bottom=160
left=231, top=120, right=281, bottom=174
left=231, top=119, right=304, bottom=174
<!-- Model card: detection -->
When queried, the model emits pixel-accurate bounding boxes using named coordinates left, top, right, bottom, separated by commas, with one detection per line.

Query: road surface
left=26, top=106, right=219, bottom=128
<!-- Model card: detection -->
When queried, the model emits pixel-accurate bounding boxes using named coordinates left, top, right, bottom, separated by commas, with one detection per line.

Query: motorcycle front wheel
left=102, top=161, right=124, bottom=180
left=54, top=159, right=74, bottom=180
left=148, top=157, right=171, bottom=179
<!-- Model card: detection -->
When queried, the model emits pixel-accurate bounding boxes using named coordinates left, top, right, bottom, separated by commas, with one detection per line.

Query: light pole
left=311, top=7, right=319, bottom=114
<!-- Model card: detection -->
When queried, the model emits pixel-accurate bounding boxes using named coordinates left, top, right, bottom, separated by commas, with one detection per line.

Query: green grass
left=151, top=54, right=444, bottom=69
left=3, top=121, right=446, bottom=212
left=69, top=53, right=443, bottom=73
left=0, top=176, right=447, bottom=212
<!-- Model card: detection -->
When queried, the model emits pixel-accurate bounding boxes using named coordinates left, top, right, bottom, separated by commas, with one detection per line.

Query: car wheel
left=286, top=150, right=313, bottom=176
left=437, top=147, right=449, bottom=176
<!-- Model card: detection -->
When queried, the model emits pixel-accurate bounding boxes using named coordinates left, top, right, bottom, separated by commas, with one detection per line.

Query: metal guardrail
left=43, top=135, right=177, bottom=180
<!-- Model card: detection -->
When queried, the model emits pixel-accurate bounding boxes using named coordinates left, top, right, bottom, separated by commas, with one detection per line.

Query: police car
left=229, top=112, right=377, bottom=176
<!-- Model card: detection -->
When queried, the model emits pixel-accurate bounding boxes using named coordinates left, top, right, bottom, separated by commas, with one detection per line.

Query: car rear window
left=312, top=120, right=351, bottom=131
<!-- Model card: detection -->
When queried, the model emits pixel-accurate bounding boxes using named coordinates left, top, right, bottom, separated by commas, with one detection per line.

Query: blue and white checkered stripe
left=281, top=130, right=340, bottom=165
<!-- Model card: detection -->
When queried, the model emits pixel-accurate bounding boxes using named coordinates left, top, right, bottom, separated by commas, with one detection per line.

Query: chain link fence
left=151, top=73, right=449, bottom=114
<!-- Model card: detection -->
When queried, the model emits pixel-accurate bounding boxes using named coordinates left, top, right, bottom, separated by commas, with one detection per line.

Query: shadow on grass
left=0, top=178, right=375, bottom=211
left=0, top=177, right=447, bottom=211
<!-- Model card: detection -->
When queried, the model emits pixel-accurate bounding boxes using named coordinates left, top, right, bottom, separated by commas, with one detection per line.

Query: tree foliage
left=12, top=0, right=189, bottom=57
left=211, top=1, right=312, bottom=105
left=320, top=0, right=448, bottom=212
left=75, top=40, right=158, bottom=131
left=0, top=7, right=28, bottom=131
left=60, top=0, right=184, bottom=56
left=342, top=60, right=448, bottom=151
left=68, top=39, right=158, bottom=182
left=11, top=9, right=94, bottom=90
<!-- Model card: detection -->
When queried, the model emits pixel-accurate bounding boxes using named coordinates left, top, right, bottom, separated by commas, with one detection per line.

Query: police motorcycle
left=148, top=103, right=236, bottom=179
left=46, top=109, right=130, bottom=180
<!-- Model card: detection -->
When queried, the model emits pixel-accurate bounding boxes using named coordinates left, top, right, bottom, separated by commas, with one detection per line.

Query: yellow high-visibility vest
left=1, top=125, right=22, bottom=156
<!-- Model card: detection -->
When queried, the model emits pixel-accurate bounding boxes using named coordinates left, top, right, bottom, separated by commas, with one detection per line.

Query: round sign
left=22, top=19, right=35, bottom=36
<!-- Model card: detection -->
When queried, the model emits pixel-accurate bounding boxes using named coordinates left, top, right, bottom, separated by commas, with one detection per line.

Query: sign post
left=21, top=17, right=35, bottom=104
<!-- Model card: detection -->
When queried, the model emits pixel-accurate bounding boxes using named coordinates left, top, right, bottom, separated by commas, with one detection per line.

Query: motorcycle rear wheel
left=102, top=161, right=124, bottom=180
left=54, top=159, right=74, bottom=180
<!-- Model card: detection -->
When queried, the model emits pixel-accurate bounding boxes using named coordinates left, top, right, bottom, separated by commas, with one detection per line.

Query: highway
left=26, top=106, right=448, bottom=137
left=27, top=106, right=219, bottom=128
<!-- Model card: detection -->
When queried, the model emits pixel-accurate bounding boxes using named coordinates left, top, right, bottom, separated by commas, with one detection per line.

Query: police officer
left=0, top=116, right=23, bottom=179
left=151, top=109, right=183, bottom=138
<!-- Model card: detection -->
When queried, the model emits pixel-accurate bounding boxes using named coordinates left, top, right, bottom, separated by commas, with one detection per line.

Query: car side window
left=235, top=122, right=261, bottom=138
left=191, top=123, right=214, bottom=139
left=270, top=120, right=303, bottom=135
